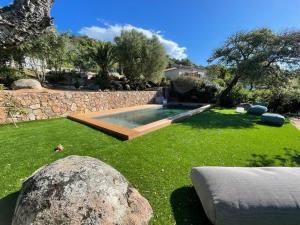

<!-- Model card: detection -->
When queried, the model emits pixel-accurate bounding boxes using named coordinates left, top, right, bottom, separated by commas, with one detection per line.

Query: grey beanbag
left=191, top=167, right=300, bottom=225
left=248, top=105, right=268, bottom=115
left=261, top=113, right=285, bottom=126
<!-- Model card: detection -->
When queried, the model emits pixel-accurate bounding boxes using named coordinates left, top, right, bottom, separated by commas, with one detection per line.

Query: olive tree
left=208, top=28, right=300, bottom=100
left=115, top=30, right=168, bottom=83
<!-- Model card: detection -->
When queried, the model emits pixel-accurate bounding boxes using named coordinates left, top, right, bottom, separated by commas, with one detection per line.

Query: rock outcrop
left=0, top=0, right=54, bottom=48
left=12, top=155, right=153, bottom=225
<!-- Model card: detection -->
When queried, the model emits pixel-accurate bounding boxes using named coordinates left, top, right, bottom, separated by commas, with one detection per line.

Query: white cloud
left=79, top=23, right=187, bottom=60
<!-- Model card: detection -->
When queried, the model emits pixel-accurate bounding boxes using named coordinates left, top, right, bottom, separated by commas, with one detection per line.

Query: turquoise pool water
left=93, top=106, right=198, bottom=128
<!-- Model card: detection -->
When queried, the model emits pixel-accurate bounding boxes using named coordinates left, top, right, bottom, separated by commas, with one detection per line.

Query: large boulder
left=11, top=79, right=42, bottom=90
left=12, top=156, right=153, bottom=225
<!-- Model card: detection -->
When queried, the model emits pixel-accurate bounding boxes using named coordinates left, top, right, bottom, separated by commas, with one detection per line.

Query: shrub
left=172, top=76, right=199, bottom=94
left=250, top=89, right=272, bottom=104
left=170, top=76, right=221, bottom=103
left=219, top=84, right=251, bottom=107
left=267, top=88, right=300, bottom=114
left=0, top=66, right=25, bottom=87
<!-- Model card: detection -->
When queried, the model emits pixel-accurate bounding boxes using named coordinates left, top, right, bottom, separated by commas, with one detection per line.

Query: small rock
left=55, top=144, right=64, bottom=152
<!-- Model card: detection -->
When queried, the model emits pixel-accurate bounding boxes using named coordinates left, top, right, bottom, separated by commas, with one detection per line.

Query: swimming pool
left=93, top=105, right=198, bottom=129
left=68, top=104, right=211, bottom=140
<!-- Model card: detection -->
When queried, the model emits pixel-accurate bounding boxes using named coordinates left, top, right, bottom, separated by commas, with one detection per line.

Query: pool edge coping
left=68, top=104, right=213, bottom=140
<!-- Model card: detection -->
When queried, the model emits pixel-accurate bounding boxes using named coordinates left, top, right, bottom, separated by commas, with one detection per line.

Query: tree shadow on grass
left=170, top=187, right=212, bottom=225
left=179, top=109, right=259, bottom=130
left=0, top=191, right=19, bottom=225
left=246, top=148, right=300, bottom=167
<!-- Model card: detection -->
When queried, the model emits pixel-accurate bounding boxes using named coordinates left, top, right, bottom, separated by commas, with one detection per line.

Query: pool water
left=93, top=106, right=198, bottom=128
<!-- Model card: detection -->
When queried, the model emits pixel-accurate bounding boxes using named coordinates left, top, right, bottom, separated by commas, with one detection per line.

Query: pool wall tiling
left=68, top=104, right=212, bottom=140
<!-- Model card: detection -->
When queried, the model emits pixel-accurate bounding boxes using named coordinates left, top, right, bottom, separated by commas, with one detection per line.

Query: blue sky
left=1, top=0, right=300, bottom=65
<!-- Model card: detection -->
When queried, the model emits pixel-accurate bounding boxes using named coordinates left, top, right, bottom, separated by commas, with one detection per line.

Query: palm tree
left=91, top=42, right=116, bottom=80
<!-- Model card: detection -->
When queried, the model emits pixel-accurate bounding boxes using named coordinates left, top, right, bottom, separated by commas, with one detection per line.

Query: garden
left=1, top=1, right=300, bottom=225
left=1, top=109, right=300, bottom=225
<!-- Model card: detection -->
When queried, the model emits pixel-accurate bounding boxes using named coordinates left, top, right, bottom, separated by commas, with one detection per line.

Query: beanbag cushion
left=191, top=167, right=300, bottom=225
left=261, top=113, right=285, bottom=126
left=248, top=105, right=268, bottom=115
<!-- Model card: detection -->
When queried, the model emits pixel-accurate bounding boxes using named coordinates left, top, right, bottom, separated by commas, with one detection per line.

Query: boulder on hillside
left=12, top=155, right=153, bottom=225
left=11, top=79, right=42, bottom=90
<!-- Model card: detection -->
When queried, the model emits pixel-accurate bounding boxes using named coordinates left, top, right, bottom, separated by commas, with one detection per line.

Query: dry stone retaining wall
left=0, top=90, right=162, bottom=124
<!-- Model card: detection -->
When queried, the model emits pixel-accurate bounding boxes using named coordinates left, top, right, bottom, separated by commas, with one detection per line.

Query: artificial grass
left=1, top=108, right=300, bottom=225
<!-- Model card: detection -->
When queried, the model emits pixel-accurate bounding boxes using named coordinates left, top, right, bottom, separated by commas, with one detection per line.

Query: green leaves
left=209, top=28, right=300, bottom=99
left=90, top=42, right=116, bottom=79
left=115, top=30, right=168, bottom=83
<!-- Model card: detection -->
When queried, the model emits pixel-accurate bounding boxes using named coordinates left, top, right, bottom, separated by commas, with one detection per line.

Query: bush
left=250, top=89, right=272, bottom=104
left=219, top=84, right=251, bottom=107
left=267, top=88, right=300, bottom=114
left=170, top=77, right=221, bottom=103
left=0, top=66, right=25, bottom=87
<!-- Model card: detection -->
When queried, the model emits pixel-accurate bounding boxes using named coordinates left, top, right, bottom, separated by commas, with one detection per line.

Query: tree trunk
left=0, top=0, right=54, bottom=49
left=219, top=74, right=241, bottom=100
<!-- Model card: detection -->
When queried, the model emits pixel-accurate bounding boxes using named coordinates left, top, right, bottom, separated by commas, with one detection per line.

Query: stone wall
left=0, top=90, right=162, bottom=124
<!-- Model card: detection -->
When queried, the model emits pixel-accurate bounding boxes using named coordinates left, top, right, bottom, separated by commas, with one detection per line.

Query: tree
left=115, top=29, right=168, bottom=83
left=71, top=36, right=99, bottom=73
left=0, top=0, right=53, bottom=49
left=141, top=36, right=168, bottom=83
left=47, top=32, right=72, bottom=75
left=21, top=35, right=49, bottom=82
left=208, top=28, right=300, bottom=100
left=168, top=57, right=192, bottom=67
left=22, top=31, right=72, bottom=82
left=206, top=64, right=232, bottom=82
left=90, top=42, right=116, bottom=80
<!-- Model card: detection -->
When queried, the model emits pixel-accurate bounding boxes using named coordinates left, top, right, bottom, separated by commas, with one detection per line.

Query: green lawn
left=1, top=109, right=300, bottom=225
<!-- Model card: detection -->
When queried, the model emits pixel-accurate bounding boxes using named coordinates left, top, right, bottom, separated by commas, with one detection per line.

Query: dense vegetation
left=0, top=29, right=169, bottom=90
left=206, top=28, right=300, bottom=113
left=1, top=109, right=300, bottom=225
left=1, top=27, right=300, bottom=113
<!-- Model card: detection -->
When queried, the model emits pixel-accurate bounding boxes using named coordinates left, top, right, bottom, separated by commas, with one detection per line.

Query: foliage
left=141, top=36, right=168, bottom=83
left=0, top=30, right=169, bottom=88
left=0, top=46, right=26, bottom=69
left=0, top=66, right=25, bottom=87
left=205, top=64, right=232, bottom=82
left=218, top=84, right=251, bottom=107
left=115, top=30, right=168, bottom=83
left=21, top=32, right=51, bottom=82
left=171, top=76, right=221, bottom=102
left=22, top=31, right=72, bottom=82
left=209, top=28, right=300, bottom=100
left=267, top=88, right=300, bottom=114
left=71, top=36, right=99, bottom=73
left=90, top=42, right=116, bottom=80
left=250, top=89, right=272, bottom=104
left=172, top=76, right=200, bottom=94
left=2, top=94, right=27, bottom=127
left=0, top=109, right=299, bottom=224
left=168, top=57, right=192, bottom=67
left=45, top=33, right=73, bottom=74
